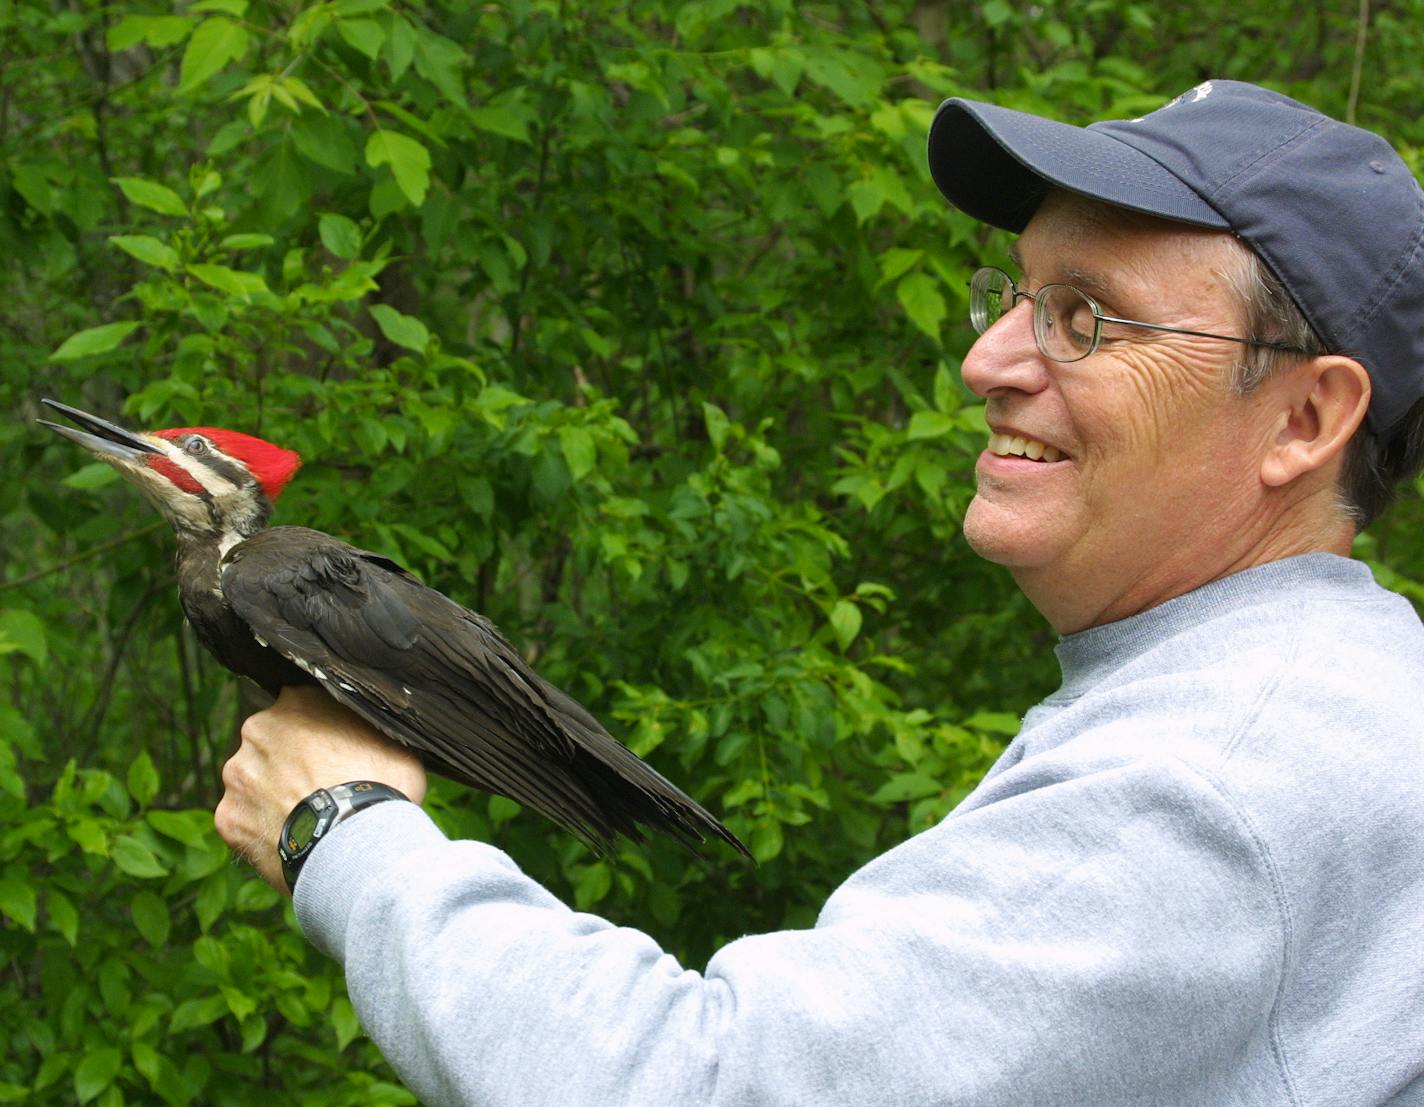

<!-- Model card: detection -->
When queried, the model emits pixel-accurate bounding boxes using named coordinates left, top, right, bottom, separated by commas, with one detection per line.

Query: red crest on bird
left=149, top=427, right=303, bottom=502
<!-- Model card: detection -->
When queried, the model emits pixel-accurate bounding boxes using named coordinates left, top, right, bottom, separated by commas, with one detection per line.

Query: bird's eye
left=184, top=436, right=208, bottom=455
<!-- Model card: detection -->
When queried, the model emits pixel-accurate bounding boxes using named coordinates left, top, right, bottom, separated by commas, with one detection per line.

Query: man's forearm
left=293, top=759, right=1283, bottom=1107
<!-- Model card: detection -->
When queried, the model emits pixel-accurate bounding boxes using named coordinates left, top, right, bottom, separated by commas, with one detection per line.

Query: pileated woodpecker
left=40, top=399, right=749, bottom=859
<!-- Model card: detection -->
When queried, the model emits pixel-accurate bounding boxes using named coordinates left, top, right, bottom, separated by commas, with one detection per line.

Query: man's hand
left=215, top=685, right=427, bottom=892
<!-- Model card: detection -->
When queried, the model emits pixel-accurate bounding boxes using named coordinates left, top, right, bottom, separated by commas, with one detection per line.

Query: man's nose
left=959, top=300, right=1051, bottom=399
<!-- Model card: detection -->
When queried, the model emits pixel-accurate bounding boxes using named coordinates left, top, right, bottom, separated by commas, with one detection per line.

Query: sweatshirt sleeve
left=293, top=751, right=1289, bottom=1107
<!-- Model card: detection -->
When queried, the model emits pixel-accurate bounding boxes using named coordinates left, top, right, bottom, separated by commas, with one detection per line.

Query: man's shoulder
left=1011, top=561, right=1424, bottom=806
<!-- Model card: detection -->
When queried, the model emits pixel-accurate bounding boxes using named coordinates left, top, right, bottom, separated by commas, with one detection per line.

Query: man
left=216, top=81, right=1424, bottom=1105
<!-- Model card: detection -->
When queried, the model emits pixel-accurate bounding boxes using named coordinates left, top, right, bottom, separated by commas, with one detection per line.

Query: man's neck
left=1017, top=519, right=1357, bottom=635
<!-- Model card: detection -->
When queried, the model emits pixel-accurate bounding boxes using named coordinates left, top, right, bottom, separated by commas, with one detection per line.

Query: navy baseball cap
left=927, top=79, right=1424, bottom=433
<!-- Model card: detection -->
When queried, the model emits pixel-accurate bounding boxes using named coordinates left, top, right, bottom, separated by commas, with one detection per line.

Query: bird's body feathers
left=39, top=399, right=749, bottom=859
left=217, top=527, right=737, bottom=853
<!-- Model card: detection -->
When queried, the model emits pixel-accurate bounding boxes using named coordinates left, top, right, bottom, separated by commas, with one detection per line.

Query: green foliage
left=0, top=753, right=411, bottom=1105
left=2, top=0, right=1422, bottom=1100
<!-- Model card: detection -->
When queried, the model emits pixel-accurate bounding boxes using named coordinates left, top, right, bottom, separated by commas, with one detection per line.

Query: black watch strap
left=278, top=780, right=407, bottom=892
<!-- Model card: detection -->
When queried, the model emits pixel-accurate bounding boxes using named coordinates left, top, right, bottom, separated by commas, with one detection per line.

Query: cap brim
left=927, top=98, right=1231, bottom=233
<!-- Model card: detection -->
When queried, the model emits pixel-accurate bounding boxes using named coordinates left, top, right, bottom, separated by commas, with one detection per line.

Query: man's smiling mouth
left=987, top=432, right=1065, bottom=463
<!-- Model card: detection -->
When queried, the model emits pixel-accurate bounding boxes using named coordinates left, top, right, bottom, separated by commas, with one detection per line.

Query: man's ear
left=1260, top=355, right=1371, bottom=488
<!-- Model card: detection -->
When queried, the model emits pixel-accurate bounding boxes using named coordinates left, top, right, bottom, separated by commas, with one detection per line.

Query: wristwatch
left=278, top=780, right=408, bottom=892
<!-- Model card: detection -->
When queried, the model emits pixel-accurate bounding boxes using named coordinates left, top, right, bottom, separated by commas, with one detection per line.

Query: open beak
left=38, top=398, right=162, bottom=463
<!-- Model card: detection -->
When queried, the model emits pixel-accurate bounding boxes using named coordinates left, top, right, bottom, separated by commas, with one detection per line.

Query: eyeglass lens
left=968, top=268, right=1102, bottom=363
left=969, top=267, right=1014, bottom=333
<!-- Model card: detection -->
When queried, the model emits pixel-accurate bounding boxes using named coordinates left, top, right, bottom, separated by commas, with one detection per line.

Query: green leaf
left=67, top=818, right=109, bottom=855
left=178, top=17, right=250, bottom=93
left=0, top=742, right=22, bottom=801
left=354, top=417, right=388, bottom=456
left=280, top=75, right=325, bottom=113
left=906, top=410, right=955, bottom=440
left=703, top=402, right=731, bottom=451
left=49, top=321, right=141, bottom=361
left=60, top=462, right=117, bottom=492
left=458, top=474, right=494, bottom=518
left=487, top=795, right=521, bottom=824
left=573, top=862, right=612, bottom=909
left=829, top=599, right=862, bottom=650
left=219, top=233, right=274, bottom=251
left=332, top=995, right=361, bottom=1049
left=192, top=0, right=248, bottom=14
left=132, top=1042, right=190, bottom=1107
left=388, top=523, right=452, bottom=561
left=222, top=985, right=257, bottom=1021
left=871, top=772, right=944, bottom=804
left=337, top=17, right=386, bottom=59
left=897, top=272, right=947, bottom=341
left=384, top=13, right=417, bottom=80
left=932, top=363, right=958, bottom=414
left=107, top=14, right=194, bottom=51
left=195, top=872, right=229, bottom=932
left=966, top=710, right=1023, bottom=736
left=169, top=994, right=228, bottom=1033
left=318, top=212, right=362, bottom=259
left=131, top=891, right=172, bottom=947
left=112, top=835, right=168, bottom=879
left=292, top=114, right=356, bottom=174
left=257, top=134, right=311, bottom=222
left=127, top=752, right=160, bottom=806
left=146, top=808, right=209, bottom=845
left=846, top=180, right=881, bottom=224
left=559, top=425, right=597, bottom=481
left=470, top=105, right=531, bottom=144
left=802, top=48, right=884, bottom=109
left=187, top=263, right=270, bottom=299
left=368, top=303, right=429, bottom=352
left=111, top=176, right=188, bottom=217
left=207, top=119, right=248, bottom=157
left=749, top=46, right=803, bottom=97
left=411, top=27, right=465, bottom=103
left=365, top=129, right=431, bottom=207
left=109, top=234, right=179, bottom=271
left=11, top=163, right=52, bottom=214
left=235, top=879, right=280, bottom=912
left=878, top=247, right=924, bottom=285
left=749, top=819, right=784, bottom=863
left=240, top=1012, right=267, bottom=1052
left=74, top=1048, right=122, bottom=1105
left=981, top=0, right=1016, bottom=27
left=0, top=876, right=37, bottom=931
left=0, top=609, right=47, bottom=665
left=47, top=888, right=79, bottom=945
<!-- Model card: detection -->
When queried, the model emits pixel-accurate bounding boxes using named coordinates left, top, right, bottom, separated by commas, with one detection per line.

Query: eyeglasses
left=968, top=266, right=1295, bottom=363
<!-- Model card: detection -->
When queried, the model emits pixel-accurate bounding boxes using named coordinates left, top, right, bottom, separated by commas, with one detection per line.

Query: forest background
left=3, top=0, right=1423, bottom=1103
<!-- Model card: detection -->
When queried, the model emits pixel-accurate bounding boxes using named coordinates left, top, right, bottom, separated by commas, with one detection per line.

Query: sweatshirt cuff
left=291, top=801, right=518, bottom=958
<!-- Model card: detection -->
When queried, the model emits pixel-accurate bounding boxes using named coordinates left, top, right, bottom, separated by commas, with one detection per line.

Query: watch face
left=285, top=806, right=319, bottom=852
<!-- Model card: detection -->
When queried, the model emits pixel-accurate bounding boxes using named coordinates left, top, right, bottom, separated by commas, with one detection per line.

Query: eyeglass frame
left=968, top=266, right=1301, bottom=362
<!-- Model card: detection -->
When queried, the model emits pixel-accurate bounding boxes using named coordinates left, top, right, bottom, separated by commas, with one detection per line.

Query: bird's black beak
left=38, top=398, right=162, bottom=462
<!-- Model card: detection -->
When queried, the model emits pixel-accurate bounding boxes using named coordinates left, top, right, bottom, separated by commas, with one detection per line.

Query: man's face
left=960, top=193, right=1281, bottom=631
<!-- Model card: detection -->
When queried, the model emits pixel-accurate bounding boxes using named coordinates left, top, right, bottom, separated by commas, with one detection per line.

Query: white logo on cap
left=1147, top=80, right=1215, bottom=119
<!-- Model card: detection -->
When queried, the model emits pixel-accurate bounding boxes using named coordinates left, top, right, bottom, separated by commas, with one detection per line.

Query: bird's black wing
left=220, top=526, right=748, bottom=857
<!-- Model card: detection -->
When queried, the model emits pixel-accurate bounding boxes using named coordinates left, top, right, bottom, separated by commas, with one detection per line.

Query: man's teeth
left=988, top=432, right=1063, bottom=463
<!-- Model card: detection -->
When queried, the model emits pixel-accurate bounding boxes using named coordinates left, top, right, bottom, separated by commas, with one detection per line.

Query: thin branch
left=1347, top=0, right=1369, bottom=124
left=0, top=523, right=165, bottom=592
left=509, top=119, right=554, bottom=360
left=78, top=580, right=165, bottom=764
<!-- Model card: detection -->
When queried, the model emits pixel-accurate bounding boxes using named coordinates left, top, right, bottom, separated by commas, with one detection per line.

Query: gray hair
left=1224, top=246, right=1424, bottom=529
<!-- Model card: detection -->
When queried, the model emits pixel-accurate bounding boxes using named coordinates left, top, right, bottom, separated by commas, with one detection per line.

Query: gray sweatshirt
left=296, top=553, right=1424, bottom=1106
